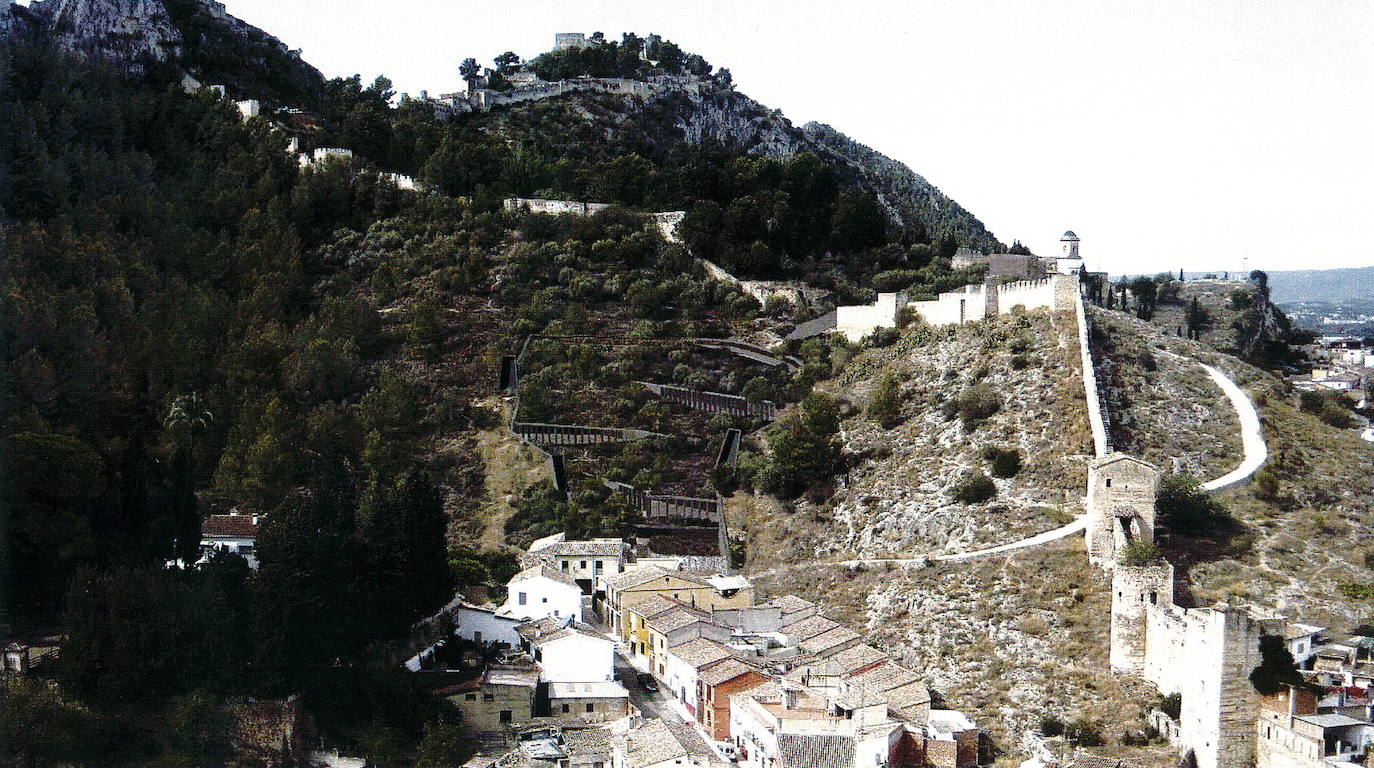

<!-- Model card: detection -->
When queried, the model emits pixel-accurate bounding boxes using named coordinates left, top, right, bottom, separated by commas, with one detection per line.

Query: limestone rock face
left=28, top=0, right=183, bottom=66
left=675, top=90, right=803, bottom=159
left=0, top=2, right=41, bottom=39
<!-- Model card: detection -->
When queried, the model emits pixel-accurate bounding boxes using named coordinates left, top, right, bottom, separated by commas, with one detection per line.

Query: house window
left=561, top=560, right=570, bottom=570
left=562, top=704, right=570, bottom=713
left=585, top=703, right=595, bottom=713
left=518, top=592, right=527, bottom=606
left=483, top=693, right=495, bottom=701
left=580, top=560, right=587, bottom=569
left=542, top=597, right=548, bottom=603
left=1106, top=478, right=1112, bottom=487
left=595, top=560, right=603, bottom=571
left=500, top=710, right=512, bottom=723
left=465, top=693, right=477, bottom=701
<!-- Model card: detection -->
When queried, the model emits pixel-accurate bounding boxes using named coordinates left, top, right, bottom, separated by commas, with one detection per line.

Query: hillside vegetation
left=0, top=10, right=1012, bottom=763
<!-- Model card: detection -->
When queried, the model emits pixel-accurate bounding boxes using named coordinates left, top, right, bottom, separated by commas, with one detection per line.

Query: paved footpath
left=1197, top=363, right=1267, bottom=491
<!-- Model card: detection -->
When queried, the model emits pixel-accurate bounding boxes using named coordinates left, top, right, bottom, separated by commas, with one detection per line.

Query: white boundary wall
left=836, top=293, right=907, bottom=341
left=1074, top=289, right=1110, bottom=458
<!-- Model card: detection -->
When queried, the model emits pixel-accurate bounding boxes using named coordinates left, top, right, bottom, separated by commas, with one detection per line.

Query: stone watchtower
left=1110, top=562, right=1174, bottom=674
left=1086, top=453, right=1161, bottom=567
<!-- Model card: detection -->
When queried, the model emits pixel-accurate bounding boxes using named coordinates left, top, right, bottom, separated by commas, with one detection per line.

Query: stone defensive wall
left=449, top=75, right=705, bottom=114
left=692, top=338, right=802, bottom=371
left=816, top=273, right=1080, bottom=342
left=698, top=258, right=818, bottom=315
left=603, top=480, right=723, bottom=522
left=511, top=422, right=666, bottom=447
left=638, top=382, right=779, bottom=420
left=1075, top=291, right=1112, bottom=458
left=503, top=197, right=614, bottom=216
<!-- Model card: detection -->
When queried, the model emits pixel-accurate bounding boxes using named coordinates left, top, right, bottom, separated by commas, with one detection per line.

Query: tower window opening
left=1106, top=478, right=1112, bottom=488
left=1150, top=592, right=1158, bottom=604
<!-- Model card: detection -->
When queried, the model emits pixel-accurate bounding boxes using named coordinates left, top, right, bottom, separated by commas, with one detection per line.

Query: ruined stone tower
left=1177, top=606, right=1285, bottom=768
left=1086, top=453, right=1161, bottom=566
left=1109, top=562, right=1174, bottom=674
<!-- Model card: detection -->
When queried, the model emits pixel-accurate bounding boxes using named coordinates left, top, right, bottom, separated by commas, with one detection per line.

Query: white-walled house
left=1287, top=623, right=1328, bottom=666
left=519, top=618, right=616, bottom=683
left=199, top=513, right=262, bottom=568
left=453, top=603, right=523, bottom=647
left=522, top=537, right=629, bottom=592
left=662, top=638, right=736, bottom=716
left=499, top=565, right=583, bottom=622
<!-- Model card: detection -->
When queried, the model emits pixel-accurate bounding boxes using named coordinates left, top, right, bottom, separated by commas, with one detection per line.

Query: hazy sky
left=79, top=0, right=1374, bottom=274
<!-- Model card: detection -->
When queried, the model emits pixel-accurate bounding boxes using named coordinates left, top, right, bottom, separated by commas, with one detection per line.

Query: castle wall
left=994, top=278, right=1056, bottom=314
left=836, top=292, right=908, bottom=341
left=1143, top=604, right=1189, bottom=694
left=503, top=198, right=613, bottom=216
left=1110, top=564, right=1174, bottom=674
left=1074, top=288, right=1110, bottom=458
left=1178, top=608, right=1286, bottom=768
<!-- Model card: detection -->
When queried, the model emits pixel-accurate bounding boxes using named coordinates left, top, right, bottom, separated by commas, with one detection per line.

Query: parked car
left=636, top=672, right=659, bottom=692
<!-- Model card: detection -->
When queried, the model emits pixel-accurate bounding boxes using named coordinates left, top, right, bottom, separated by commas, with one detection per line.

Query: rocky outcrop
left=675, top=89, right=804, bottom=158
left=803, top=122, right=1001, bottom=250
left=666, top=87, right=1001, bottom=249
left=25, top=0, right=182, bottom=67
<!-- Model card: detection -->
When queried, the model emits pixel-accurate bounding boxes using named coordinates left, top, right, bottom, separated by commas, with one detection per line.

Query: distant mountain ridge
left=1262, top=265, right=1374, bottom=303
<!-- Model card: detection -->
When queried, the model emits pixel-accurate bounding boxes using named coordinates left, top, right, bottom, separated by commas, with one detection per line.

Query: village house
left=522, top=535, right=630, bottom=593
left=661, top=637, right=747, bottom=716
left=640, top=601, right=732, bottom=677
left=729, top=681, right=907, bottom=768
left=440, top=664, right=541, bottom=731
left=452, top=601, right=524, bottom=648
left=518, top=618, right=617, bottom=683
left=547, top=681, right=630, bottom=723
left=611, top=716, right=728, bottom=768
left=598, top=565, right=754, bottom=640
left=500, top=565, right=584, bottom=622
left=696, top=658, right=773, bottom=741
left=199, top=512, right=262, bottom=568
left=1257, top=685, right=1374, bottom=768
left=472, top=726, right=613, bottom=768
left=1288, top=624, right=1330, bottom=667
left=518, top=618, right=629, bottom=722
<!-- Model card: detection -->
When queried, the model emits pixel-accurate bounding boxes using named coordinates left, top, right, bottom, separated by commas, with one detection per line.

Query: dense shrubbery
left=983, top=446, right=1022, bottom=478
left=868, top=371, right=903, bottom=429
left=760, top=393, right=842, bottom=498
left=948, top=384, right=1001, bottom=429
left=1155, top=474, right=1233, bottom=536
left=1299, top=389, right=1358, bottom=429
left=951, top=471, right=996, bottom=504
left=1120, top=541, right=1165, bottom=566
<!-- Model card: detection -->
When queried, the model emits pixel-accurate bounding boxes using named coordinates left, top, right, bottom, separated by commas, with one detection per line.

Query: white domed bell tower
left=1057, top=230, right=1082, bottom=274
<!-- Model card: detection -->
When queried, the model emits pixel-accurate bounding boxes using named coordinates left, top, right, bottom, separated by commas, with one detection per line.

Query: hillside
left=728, top=307, right=1166, bottom=756
left=0, top=6, right=1013, bottom=762
left=1093, top=306, right=1374, bottom=622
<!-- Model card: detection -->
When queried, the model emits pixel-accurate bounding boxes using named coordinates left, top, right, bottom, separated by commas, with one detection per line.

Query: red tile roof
left=202, top=515, right=260, bottom=538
